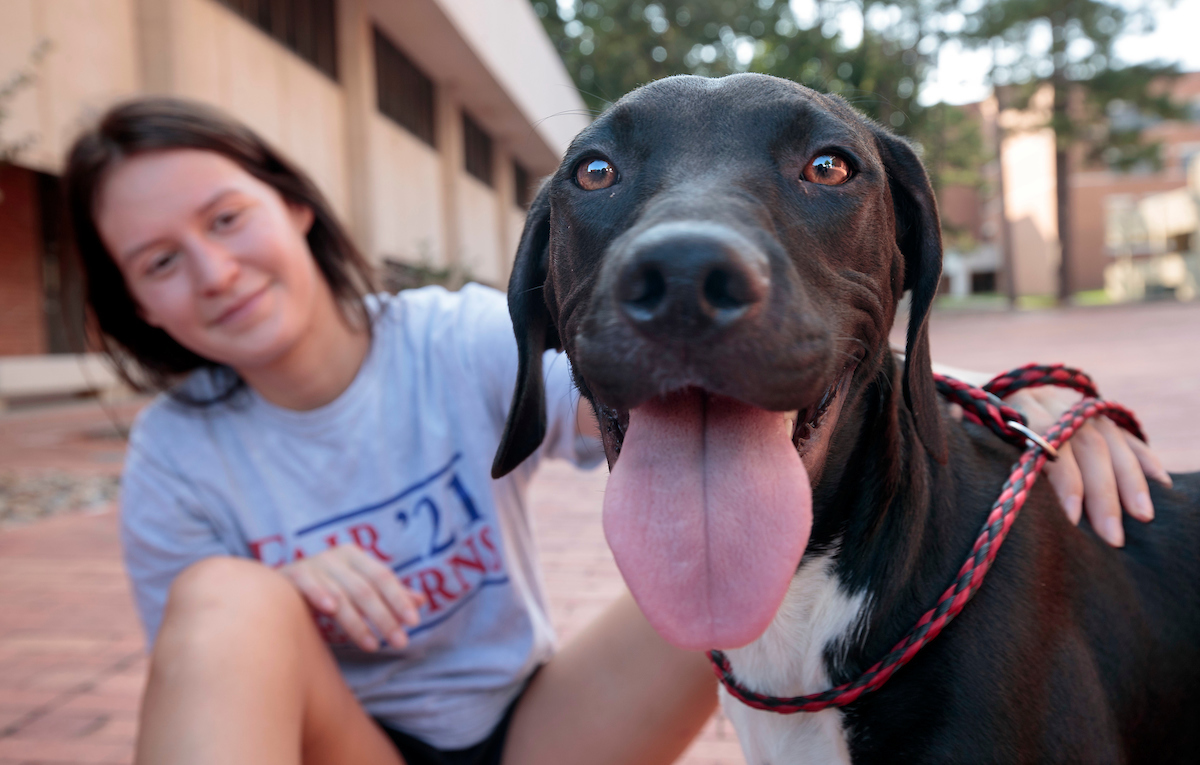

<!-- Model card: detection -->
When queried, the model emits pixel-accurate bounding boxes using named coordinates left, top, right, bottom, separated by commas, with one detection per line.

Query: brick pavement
left=918, top=299, right=1200, bottom=471
left=0, top=511, right=144, bottom=765
left=2, top=299, right=1199, bottom=764
left=0, top=401, right=139, bottom=479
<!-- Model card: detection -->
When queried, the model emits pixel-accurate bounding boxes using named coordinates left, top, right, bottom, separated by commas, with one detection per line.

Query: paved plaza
left=1, top=299, right=1198, bottom=764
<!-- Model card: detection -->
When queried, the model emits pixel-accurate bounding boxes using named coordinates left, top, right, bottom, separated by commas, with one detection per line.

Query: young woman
left=65, top=98, right=1167, bottom=765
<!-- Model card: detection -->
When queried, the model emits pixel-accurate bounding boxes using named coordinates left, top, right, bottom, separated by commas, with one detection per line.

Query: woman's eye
left=802, top=153, right=852, bottom=186
left=212, top=209, right=242, bottom=230
left=576, top=158, right=618, bottom=191
left=146, top=250, right=180, bottom=276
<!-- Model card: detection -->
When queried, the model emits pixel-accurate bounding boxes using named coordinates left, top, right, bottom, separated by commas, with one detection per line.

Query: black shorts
left=375, top=676, right=531, bottom=765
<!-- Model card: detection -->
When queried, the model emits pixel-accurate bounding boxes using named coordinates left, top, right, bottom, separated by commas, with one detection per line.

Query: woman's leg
left=135, top=557, right=403, bottom=765
left=502, top=591, right=718, bottom=765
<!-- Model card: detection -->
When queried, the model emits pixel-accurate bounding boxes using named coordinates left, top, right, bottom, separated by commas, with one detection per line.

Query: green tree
left=0, top=40, right=50, bottom=163
left=532, top=2, right=931, bottom=123
left=531, top=1, right=815, bottom=112
left=532, top=1, right=989, bottom=202
left=955, top=0, right=1182, bottom=300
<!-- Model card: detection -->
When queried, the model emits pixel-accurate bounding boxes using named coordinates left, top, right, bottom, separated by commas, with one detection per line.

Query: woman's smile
left=210, top=282, right=272, bottom=328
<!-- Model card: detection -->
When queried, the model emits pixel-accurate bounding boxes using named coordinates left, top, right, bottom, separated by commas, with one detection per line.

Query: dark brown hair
left=64, top=97, right=376, bottom=403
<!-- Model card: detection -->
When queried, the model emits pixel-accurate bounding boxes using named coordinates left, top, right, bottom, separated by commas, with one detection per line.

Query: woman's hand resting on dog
left=280, top=545, right=427, bottom=652
left=932, top=361, right=1169, bottom=548
left=1004, top=385, right=1171, bottom=548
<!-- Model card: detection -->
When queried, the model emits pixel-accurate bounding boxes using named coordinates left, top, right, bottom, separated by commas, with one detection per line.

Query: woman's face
left=97, top=149, right=324, bottom=372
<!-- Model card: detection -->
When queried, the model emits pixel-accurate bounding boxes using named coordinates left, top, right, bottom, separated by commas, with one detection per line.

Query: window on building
left=514, top=162, right=534, bottom=209
left=971, top=271, right=998, bottom=294
left=373, top=27, right=436, bottom=147
left=215, top=0, right=338, bottom=80
left=463, top=113, right=493, bottom=187
left=37, top=173, right=86, bottom=354
left=0, top=166, right=85, bottom=357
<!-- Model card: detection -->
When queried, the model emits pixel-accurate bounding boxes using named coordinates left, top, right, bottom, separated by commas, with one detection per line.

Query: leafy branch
left=0, top=39, right=52, bottom=164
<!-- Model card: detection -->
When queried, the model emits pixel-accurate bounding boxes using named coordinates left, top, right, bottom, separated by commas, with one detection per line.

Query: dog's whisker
left=530, top=109, right=604, bottom=131
left=571, top=85, right=615, bottom=108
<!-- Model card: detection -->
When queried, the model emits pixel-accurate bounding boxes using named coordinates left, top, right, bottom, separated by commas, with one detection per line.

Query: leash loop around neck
left=709, top=363, right=1145, bottom=714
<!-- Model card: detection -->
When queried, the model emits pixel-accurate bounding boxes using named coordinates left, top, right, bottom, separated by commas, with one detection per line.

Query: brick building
left=938, top=72, right=1200, bottom=301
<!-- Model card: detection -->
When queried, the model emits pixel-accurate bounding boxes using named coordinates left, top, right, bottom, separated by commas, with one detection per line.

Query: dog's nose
left=616, top=223, right=769, bottom=337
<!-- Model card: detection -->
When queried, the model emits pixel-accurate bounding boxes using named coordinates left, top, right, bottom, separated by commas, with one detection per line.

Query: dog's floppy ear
left=873, top=127, right=948, bottom=464
left=492, top=181, right=561, bottom=478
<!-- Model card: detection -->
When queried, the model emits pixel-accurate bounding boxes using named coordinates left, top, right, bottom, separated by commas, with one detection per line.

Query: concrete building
left=0, top=0, right=587, bottom=407
left=1071, top=73, right=1200, bottom=296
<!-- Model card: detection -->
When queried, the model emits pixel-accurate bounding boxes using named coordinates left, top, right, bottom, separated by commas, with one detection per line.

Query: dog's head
left=493, top=74, right=946, bottom=650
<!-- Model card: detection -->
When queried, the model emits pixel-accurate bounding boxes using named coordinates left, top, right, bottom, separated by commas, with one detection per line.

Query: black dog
left=491, top=74, right=1200, bottom=763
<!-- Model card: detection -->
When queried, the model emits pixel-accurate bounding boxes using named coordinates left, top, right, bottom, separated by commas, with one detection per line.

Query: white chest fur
left=719, top=549, right=870, bottom=765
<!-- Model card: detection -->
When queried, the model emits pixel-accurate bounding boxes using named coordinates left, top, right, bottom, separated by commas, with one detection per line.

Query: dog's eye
left=576, top=158, right=618, bottom=191
left=802, top=153, right=852, bottom=186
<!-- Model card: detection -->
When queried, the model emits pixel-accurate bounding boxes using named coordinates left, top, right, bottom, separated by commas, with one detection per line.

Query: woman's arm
left=121, top=441, right=241, bottom=647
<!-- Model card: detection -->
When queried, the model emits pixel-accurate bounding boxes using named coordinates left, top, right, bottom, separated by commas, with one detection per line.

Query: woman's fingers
left=1124, top=431, right=1173, bottom=488
left=1008, top=387, right=1081, bottom=433
left=279, top=547, right=429, bottom=651
left=329, top=586, right=381, bottom=652
left=1070, top=422, right=1125, bottom=547
left=1044, top=442, right=1084, bottom=525
left=281, top=546, right=428, bottom=651
left=1095, top=418, right=1154, bottom=523
left=324, top=561, right=404, bottom=651
left=280, top=563, right=339, bottom=614
left=1011, top=389, right=1086, bottom=526
left=346, top=549, right=426, bottom=630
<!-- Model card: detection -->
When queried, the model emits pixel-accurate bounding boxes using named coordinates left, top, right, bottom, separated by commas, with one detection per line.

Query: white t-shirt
left=120, top=284, right=602, bottom=749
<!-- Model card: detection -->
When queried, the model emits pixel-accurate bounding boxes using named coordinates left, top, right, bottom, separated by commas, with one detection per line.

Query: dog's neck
left=805, top=351, right=973, bottom=684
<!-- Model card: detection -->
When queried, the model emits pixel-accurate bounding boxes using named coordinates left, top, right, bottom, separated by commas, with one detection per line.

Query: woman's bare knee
left=168, top=557, right=303, bottom=618
left=155, top=557, right=310, bottom=665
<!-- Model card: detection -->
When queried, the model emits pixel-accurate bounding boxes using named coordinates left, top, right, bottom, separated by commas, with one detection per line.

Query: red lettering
left=479, top=526, right=503, bottom=572
left=349, top=523, right=392, bottom=562
left=324, top=533, right=339, bottom=549
left=416, top=568, right=459, bottom=612
left=448, top=535, right=488, bottom=590
left=248, top=535, right=286, bottom=568
left=314, top=613, right=345, bottom=644
left=291, top=547, right=307, bottom=560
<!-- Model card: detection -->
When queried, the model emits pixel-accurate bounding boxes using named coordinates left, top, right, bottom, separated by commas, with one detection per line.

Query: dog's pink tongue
left=603, top=389, right=812, bottom=651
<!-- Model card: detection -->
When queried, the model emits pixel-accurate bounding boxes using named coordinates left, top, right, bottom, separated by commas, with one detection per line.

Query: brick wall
left=0, top=163, right=47, bottom=356
left=939, top=184, right=984, bottom=241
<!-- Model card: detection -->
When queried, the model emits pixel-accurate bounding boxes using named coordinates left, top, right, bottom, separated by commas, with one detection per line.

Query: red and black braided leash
left=709, top=363, right=1146, bottom=714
